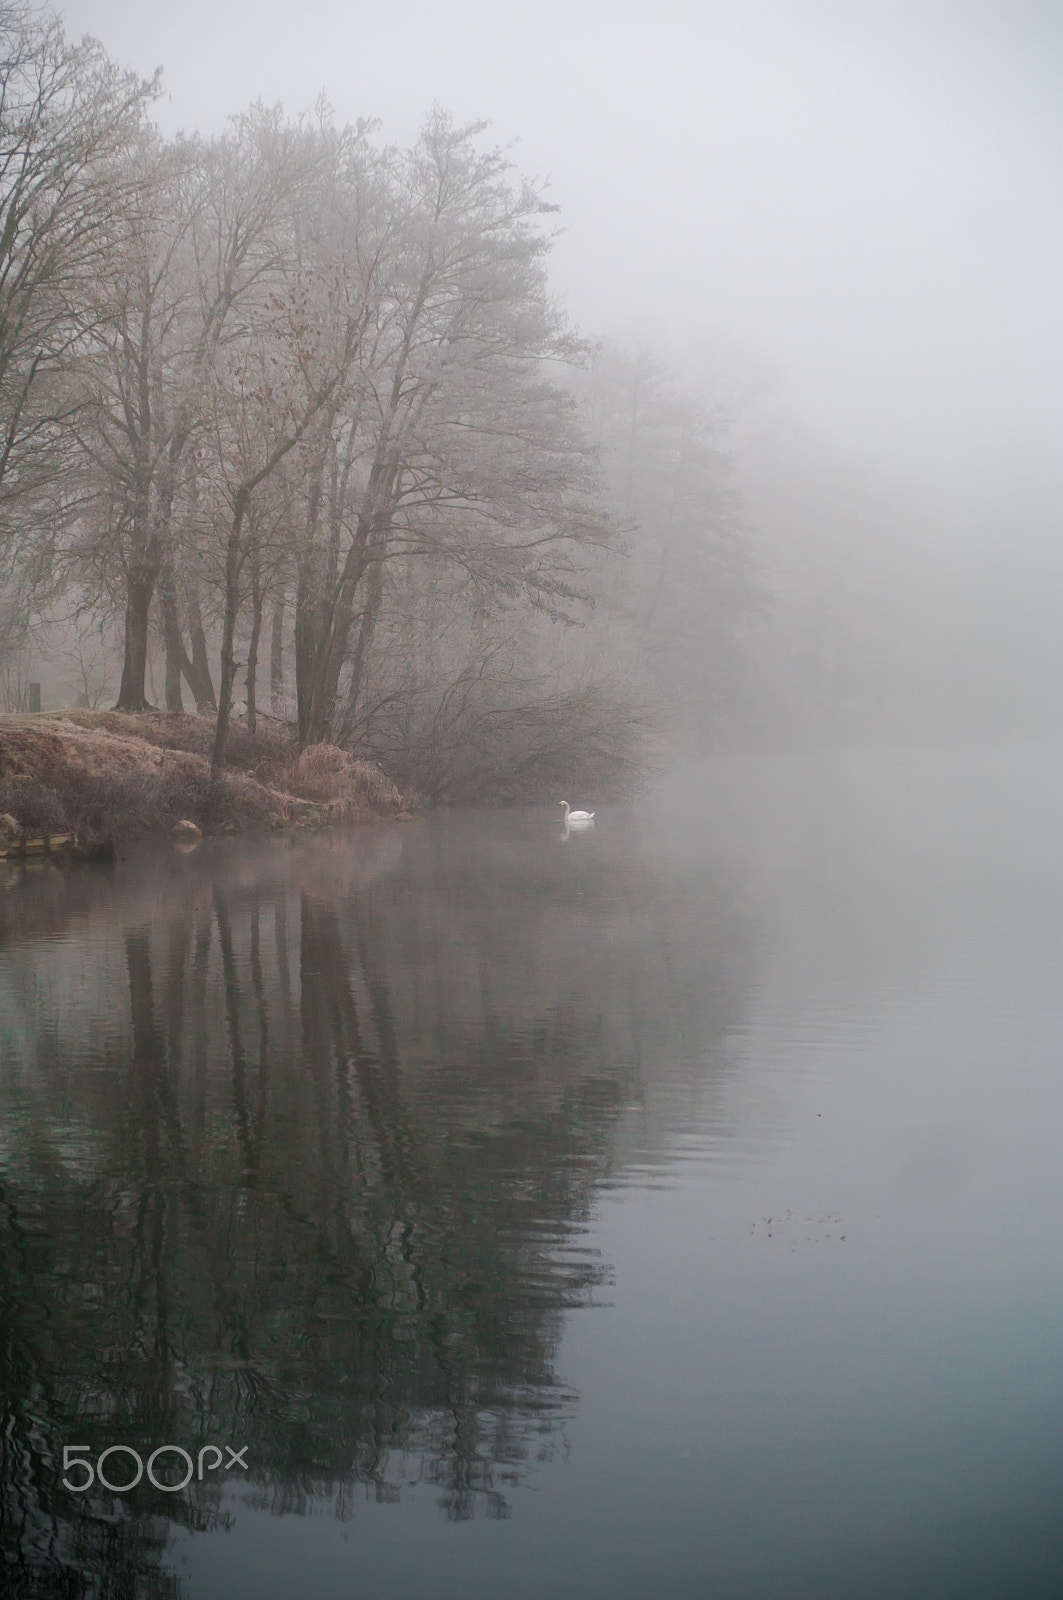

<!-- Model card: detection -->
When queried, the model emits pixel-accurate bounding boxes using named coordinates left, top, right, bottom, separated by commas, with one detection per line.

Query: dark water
left=2, top=748, right=1062, bottom=1599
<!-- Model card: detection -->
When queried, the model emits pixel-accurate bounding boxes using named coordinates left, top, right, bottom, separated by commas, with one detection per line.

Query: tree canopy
left=1, top=5, right=759, bottom=790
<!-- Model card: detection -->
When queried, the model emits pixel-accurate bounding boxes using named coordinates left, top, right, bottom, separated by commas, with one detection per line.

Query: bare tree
left=72, top=106, right=318, bottom=711
left=0, top=583, right=32, bottom=707
left=200, top=174, right=384, bottom=770
left=293, top=111, right=612, bottom=750
left=0, top=5, right=156, bottom=556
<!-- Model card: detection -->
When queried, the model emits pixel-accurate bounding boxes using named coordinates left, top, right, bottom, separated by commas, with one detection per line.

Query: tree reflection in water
left=0, top=817, right=749, bottom=1595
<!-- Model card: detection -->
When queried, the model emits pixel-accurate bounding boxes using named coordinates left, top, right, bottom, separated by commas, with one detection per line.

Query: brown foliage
left=62, top=710, right=294, bottom=770
left=0, top=714, right=410, bottom=841
left=275, top=743, right=405, bottom=821
left=0, top=717, right=287, bottom=839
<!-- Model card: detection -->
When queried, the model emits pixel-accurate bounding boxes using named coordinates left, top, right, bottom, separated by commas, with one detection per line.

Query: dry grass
left=60, top=709, right=294, bottom=771
left=270, top=742, right=405, bottom=821
left=0, top=719, right=287, bottom=840
left=0, top=713, right=409, bottom=841
left=0, top=694, right=434, bottom=849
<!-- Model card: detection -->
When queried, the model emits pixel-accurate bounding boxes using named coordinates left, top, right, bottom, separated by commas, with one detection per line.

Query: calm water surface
left=2, top=748, right=1062, bottom=1598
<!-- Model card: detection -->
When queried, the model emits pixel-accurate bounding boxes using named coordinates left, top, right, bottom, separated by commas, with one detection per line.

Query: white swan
left=558, top=800, right=595, bottom=823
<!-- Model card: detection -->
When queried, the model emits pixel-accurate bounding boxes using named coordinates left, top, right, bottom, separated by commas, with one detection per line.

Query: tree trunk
left=344, top=552, right=385, bottom=731
left=294, top=566, right=320, bottom=750
left=160, top=562, right=223, bottom=715
left=294, top=457, right=327, bottom=748
left=187, top=588, right=217, bottom=712
left=246, top=571, right=263, bottom=737
left=212, top=493, right=248, bottom=773
left=309, top=540, right=380, bottom=745
left=270, top=595, right=285, bottom=713
left=159, top=567, right=185, bottom=714
left=115, top=569, right=156, bottom=711
left=295, top=521, right=376, bottom=748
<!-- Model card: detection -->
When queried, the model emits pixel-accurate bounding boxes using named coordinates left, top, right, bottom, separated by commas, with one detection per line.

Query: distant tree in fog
left=584, top=344, right=763, bottom=741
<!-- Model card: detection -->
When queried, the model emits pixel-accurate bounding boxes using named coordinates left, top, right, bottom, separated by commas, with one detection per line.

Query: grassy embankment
left=0, top=711, right=410, bottom=851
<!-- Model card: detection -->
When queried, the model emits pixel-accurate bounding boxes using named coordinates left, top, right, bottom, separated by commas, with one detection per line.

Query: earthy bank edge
left=0, top=711, right=415, bottom=853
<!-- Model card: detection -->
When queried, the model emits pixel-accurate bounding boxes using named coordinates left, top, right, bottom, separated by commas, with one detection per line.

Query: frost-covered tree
left=73, top=108, right=323, bottom=712
left=291, top=112, right=612, bottom=749
left=0, top=3, right=154, bottom=542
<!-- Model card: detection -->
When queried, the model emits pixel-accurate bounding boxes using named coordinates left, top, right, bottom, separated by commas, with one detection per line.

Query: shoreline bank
left=0, top=711, right=413, bottom=857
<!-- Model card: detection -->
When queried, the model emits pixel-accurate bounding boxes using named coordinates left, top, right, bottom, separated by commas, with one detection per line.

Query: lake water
left=2, top=747, right=1062, bottom=1599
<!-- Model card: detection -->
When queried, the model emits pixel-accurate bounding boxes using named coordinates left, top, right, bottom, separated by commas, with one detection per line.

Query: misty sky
left=58, top=0, right=1063, bottom=492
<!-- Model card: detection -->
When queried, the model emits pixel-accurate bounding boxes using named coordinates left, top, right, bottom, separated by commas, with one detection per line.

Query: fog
left=59, top=0, right=1063, bottom=485
left=3, top=1, right=1058, bottom=742
left=6, top=12, right=1063, bottom=1591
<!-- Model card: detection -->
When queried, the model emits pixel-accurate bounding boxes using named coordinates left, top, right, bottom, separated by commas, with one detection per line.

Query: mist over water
left=3, top=747, right=1063, bottom=1596
left=3, top=3, right=1062, bottom=1593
